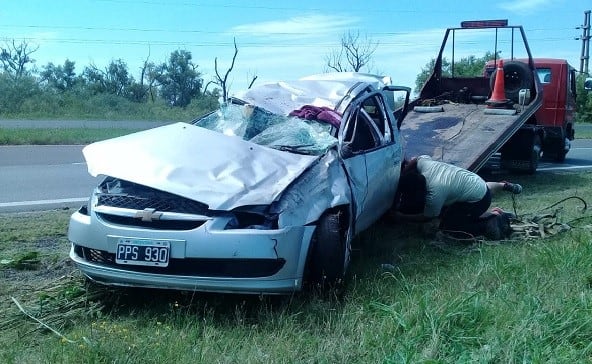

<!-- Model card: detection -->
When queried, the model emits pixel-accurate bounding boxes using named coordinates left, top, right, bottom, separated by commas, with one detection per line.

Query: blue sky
left=1, top=0, right=589, bottom=94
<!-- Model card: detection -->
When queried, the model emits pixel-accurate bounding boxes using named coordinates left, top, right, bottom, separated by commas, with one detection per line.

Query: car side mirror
left=585, top=77, right=592, bottom=92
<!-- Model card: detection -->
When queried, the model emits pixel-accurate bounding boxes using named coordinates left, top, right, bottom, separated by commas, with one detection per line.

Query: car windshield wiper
left=273, top=144, right=315, bottom=155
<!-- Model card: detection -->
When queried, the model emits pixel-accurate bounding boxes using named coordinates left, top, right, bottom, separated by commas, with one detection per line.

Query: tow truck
left=400, top=19, right=577, bottom=173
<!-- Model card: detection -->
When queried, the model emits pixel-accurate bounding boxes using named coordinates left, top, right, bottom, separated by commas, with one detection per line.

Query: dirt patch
left=1, top=237, right=76, bottom=298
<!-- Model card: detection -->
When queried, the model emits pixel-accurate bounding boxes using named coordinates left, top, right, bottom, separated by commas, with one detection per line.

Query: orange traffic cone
left=486, top=59, right=511, bottom=108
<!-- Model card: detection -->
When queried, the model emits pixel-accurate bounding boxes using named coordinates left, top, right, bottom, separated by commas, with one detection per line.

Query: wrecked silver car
left=68, top=73, right=410, bottom=294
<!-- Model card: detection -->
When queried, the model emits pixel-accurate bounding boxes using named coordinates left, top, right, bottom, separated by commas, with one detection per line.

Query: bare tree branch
left=0, top=40, right=38, bottom=79
left=203, top=80, right=215, bottom=94
left=247, top=75, right=258, bottom=89
left=325, top=31, right=378, bottom=73
left=214, top=38, right=239, bottom=101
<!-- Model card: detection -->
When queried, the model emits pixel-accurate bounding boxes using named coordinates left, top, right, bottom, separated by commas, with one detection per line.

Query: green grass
left=576, top=127, right=592, bottom=139
left=1, top=172, right=592, bottom=362
left=0, top=128, right=141, bottom=145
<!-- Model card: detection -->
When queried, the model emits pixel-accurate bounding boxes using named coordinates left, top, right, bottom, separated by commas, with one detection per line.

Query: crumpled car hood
left=83, top=122, right=319, bottom=210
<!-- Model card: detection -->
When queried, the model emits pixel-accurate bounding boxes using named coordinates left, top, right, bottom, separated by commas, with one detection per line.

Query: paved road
left=0, top=145, right=99, bottom=212
left=0, top=119, right=170, bottom=213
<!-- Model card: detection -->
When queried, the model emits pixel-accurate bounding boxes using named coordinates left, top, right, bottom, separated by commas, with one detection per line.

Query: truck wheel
left=555, top=149, right=567, bottom=162
left=554, top=138, right=568, bottom=162
left=306, top=209, right=350, bottom=290
left=490, top=61, right=534, bottom=103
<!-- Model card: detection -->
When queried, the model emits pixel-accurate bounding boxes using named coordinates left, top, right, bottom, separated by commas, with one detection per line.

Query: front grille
left=74, top=245, right=285, bottom=278
left=96, top=213, right=206, bottom=230
left=98, top=194, right=207, bottom=215
left=94, top=179, right=211, bottom=229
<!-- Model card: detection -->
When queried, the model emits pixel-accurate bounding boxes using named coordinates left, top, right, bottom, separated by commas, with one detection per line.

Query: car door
left=338, top=90, right=402, bottom=233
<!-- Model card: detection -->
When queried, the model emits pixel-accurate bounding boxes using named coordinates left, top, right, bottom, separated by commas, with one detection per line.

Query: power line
left=0, top=34, right=574, bottom=48
left=0, top=23, right=577, bottom=37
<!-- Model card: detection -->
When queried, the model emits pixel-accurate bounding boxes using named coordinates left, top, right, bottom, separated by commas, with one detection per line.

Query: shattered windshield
left=194, top=103, right=338, bottom=156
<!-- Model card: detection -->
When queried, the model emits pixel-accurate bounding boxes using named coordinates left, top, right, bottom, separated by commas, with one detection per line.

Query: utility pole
left=577, top=10, right=591, bottom=75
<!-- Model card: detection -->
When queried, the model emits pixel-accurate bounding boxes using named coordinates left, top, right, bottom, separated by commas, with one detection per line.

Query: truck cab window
left=536, top=68, right=551, bottom=84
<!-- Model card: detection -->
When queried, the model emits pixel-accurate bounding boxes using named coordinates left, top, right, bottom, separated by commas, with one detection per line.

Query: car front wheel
left=306, top=209, right=350, bottom=289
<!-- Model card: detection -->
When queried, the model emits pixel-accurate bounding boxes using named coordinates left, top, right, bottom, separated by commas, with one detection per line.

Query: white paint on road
left=538, top=165, right=592, bottom=172
left=0, top=197, right=87, bottom=208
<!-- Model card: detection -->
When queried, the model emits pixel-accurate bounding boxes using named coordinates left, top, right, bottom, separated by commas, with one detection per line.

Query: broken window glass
left=195, top=103, right=337, bottom=156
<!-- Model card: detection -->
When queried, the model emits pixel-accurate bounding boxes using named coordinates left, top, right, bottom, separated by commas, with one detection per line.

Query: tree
left=40, top=59, right=77, bottom=92
left=325, top=31, right=378, bottom=72
left=0, top=72, right=40, bottom=113
left=82, top=59, right=133, bottom=97
left=452, top=51, right=498, bottom=77
left=0, top=40, right=38, bottom=80
left=414, top=58, right=451, bottom=93
left=211, top=38, right=238, bottom=102
left=143, top=62, right=161, bottom=103
left=576, top=73, right=592, bottom=122
left=414, top=52, right=498, bottom=93
left=157, top=50, right=202, bottom=107
left=204, top=38, right=257, bottom=102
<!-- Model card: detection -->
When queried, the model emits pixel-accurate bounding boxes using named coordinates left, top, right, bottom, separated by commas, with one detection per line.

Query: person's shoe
left=502, top=181, right=522, bottom=194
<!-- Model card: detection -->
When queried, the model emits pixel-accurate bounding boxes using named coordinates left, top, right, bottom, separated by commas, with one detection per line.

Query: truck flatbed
left=401, top=102, right=532, bottom=171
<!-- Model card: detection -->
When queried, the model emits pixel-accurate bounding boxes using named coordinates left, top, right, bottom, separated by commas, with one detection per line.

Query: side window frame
left=339, top=92, right=395, bottom=158
left=361, top=94, right=393, bottom=144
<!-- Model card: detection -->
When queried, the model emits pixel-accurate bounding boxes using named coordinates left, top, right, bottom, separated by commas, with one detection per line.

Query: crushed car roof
left=235, top=72, right=392, bottom=115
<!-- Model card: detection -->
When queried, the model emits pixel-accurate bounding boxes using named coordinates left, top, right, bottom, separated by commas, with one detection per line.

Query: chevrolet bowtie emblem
left=134, top=208, right=163, bottom=222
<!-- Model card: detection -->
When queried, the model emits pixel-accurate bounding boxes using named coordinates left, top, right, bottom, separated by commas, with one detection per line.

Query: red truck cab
left=485, top=58, right=577, bottom=161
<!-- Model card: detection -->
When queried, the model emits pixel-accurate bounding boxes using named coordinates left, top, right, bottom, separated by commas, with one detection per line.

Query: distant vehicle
left=401, top=19, right=575, bottom=174
left=68, top=73, right=411, bottom=294
left=585, top=77, right=592, bottom=91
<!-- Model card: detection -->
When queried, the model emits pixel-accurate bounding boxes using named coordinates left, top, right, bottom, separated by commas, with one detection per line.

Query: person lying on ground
left=393, top=155, right=521, bottom=235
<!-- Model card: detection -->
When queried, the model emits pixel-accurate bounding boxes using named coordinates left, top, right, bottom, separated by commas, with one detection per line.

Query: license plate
left=116, top=238, right=170, bottom=267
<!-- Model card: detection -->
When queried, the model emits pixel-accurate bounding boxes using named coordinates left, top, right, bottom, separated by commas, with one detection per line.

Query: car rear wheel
left=306, top=209, right=350, bottom=290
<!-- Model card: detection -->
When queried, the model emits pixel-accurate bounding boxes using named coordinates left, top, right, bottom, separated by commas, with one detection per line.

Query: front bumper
left=68, top=208, right=315, bottom=294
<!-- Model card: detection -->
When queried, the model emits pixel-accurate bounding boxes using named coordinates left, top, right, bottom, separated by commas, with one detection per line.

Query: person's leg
left=440, top=190, right=491, bottom=232
left=486, top=181, right=522, bottom=195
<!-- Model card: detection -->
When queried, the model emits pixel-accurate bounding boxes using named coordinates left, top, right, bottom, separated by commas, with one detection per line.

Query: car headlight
left=224, top=207, right=278, bottom=230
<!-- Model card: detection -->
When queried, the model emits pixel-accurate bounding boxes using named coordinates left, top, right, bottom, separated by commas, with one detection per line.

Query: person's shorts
left=439, top=189, right=492, bottom=229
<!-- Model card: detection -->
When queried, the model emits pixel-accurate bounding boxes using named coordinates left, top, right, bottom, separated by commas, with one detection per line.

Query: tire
left=542, top=132, right=568, bottom=162
left=306, top=209, right=349, bottom=289
left=555, top=149, right=567, bottom=162
left=489, top=61, right=534, bottom=103
left=554, top=137, right=568, bottom=162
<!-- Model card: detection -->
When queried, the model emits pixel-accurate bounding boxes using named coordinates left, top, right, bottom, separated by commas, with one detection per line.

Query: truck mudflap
left=499, top=125, right=544, bottom=174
